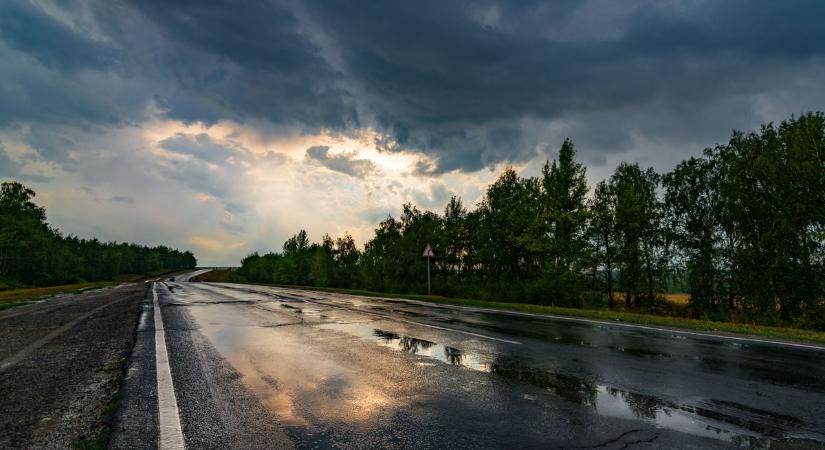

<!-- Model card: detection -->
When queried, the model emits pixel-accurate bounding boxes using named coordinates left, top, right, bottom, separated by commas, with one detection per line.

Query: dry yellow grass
left=610, top=292, right=691, bottom=305
left=665, top=292, right=691, bottom=304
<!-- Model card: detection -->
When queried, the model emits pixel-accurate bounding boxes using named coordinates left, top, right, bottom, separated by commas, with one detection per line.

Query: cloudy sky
left=1, top=0, right=824, bottom=265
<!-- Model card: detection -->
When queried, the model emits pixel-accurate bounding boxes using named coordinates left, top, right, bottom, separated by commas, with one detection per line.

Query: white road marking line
left=152, top=283, right=186, bottom=450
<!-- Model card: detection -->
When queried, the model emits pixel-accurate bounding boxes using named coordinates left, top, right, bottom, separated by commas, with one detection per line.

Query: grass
left=223, top=281, right=825, bottom=346
left=0, top=281, right=120, bottom=311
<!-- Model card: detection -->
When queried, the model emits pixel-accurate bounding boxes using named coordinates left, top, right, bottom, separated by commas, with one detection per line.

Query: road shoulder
left=0, top=283, right=145, bottom=448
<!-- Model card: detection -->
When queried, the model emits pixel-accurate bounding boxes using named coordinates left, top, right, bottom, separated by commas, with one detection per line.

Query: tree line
left=239, top=112, right=825, bottom=329
left=0, top=182, right=197, bottom=288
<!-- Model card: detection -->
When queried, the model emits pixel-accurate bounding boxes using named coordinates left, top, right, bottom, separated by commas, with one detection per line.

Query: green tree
left=589, top=180, right=617, bottom=309
left=663, top=156, right=723, bottom=313
left=531, top=139, right=590, bottom=306
left=443, top=196, right=467, bottom=276
left=610, top=163, right=661, bottom=308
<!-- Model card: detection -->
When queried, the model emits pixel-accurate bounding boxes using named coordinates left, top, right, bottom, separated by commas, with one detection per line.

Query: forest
left=239, top=112, right=825, bottom=330
left=0, top=182, right=197, bottom=289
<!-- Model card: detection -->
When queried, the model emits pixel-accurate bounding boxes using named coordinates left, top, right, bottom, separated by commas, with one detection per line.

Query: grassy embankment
left=0, top=270, right=186, bottom=312
left=198, top=269, right=825, bottom=345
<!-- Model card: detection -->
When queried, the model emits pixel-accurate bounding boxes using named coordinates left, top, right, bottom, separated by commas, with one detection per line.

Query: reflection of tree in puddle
left=399, top=336, right=434, bottom=353
left=489, top=358, right=598, bottom=406
left=444, top=346, right=463, bottom=365
left=363, top=328, right=819, bottom=447
left=372, top=329, right=435, bottom=354
left=606, top=387, right=663, bottom=419
left=373, top=329, right=400, bottom=342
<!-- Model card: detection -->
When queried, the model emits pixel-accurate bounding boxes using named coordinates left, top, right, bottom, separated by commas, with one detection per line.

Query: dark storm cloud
left=303, top=0, right=825, bottom=170
left=2, top=0, right=824, bottom=173
left=0, top=0, right=356, bottom=132
left=0, top=1, right=116, bottom=71
left=306, top=146, right=377, bottom=178
left=119, top=0, right=358, bottom=129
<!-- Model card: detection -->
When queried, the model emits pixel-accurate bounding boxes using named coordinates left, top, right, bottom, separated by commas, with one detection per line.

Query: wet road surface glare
left=154, top=280, right=825, bottom=449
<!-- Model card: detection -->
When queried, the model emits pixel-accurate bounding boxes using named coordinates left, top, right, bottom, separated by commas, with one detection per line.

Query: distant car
left=168, top=277, right=175, bottom=282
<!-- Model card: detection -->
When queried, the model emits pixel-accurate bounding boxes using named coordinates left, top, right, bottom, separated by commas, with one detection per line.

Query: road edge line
left=152, top=282, right=186, bottom=450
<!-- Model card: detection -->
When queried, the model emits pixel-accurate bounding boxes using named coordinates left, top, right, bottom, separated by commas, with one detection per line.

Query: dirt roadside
left=0, top=282, right=146, bottom=449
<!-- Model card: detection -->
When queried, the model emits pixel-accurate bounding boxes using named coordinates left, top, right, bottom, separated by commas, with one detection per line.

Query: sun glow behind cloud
left=20, top=116, right=502, bottom=265
left=0, top=111, right=537, bottom=265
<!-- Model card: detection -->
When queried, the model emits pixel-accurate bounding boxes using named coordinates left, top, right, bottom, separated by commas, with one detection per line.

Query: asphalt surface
left=0, top=283, right=144, bottom=448
left=112, top=270, right=825, bottom=449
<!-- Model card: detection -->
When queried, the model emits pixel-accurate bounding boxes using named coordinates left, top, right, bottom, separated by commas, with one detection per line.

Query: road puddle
left=316, top=321, right=823, bottom=449
left=318, top=322, right=492, bottom=371
left=181, top=285, right=824, bottom=449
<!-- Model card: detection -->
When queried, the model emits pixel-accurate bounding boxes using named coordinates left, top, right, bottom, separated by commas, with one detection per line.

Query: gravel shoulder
left=0, top=283, right=145, bottom=449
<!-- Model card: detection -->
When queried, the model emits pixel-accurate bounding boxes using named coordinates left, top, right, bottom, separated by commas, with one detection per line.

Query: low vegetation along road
left=3, top=270, right=825, bottom=449
left=110, top=270, right=823, bottom=449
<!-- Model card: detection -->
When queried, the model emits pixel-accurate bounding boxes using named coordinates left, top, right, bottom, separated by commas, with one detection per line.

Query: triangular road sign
left=422, top=243, right=435, bottom=258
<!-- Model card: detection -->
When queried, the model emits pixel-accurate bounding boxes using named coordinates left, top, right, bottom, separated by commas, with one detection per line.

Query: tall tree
left=714, top=113, right=825, bottom=322
left=533, top=139, right=590, bottom=305
left=610, top=163, right=661, bottom=308
left=443, top=196, right=467, bottom=276
left=590, top=181, right=617, bottom=309
left=663, top=156, right=722, bottom=313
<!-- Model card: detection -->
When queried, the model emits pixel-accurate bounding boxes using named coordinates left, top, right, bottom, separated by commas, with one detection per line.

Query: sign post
left=422, top=243, right=435, bottom=295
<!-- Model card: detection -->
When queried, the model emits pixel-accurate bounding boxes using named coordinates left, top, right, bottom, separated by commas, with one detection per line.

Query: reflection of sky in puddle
left=316, top=321, right=823, bottom=449
left=200, top=320, right=397, bottom=430
left=182, top=285, right=824, bottom=449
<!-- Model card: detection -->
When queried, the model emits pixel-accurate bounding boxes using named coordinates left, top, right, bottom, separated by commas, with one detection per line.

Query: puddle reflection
left=318, top=322, right=822, bottom=449
left=181, top=286, right=823, bottom=449
left=319, top=323, right=492, bottom=371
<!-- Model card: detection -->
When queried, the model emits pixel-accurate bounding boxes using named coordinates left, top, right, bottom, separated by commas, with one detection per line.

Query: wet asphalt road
left=113, top=271, right=825, bottom=449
